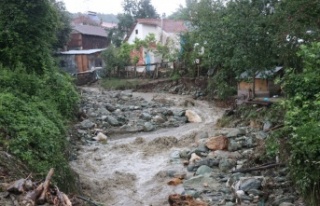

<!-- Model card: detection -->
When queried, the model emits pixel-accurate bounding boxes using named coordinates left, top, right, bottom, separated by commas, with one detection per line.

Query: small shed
left=58, top=48, right=106, bottom=74
left=238, top=66, right=283, bottom=98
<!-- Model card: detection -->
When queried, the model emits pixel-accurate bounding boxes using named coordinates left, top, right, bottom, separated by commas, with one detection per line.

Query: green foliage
left=0, top=66, right=79, bottom=191
left=207, top=69, right=237, bottom=100
left=0, top=0, right=79, bottom=192
left=0, top=0, right=60, bottom=73
left=279, top=43, right=320, bottom=205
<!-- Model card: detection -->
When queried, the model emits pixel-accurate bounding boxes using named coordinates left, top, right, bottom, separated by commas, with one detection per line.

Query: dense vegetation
left=0, top=0, right=79, bottom=190
left=175, top=0, right=320, bottom=204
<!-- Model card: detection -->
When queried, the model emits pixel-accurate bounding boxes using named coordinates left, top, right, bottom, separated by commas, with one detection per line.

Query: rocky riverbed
left=69, top=86, right=304, bottom=206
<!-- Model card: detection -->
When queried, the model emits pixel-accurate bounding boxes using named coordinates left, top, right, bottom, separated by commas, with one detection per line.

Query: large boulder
left=185, top=110, right=202, bottom=123
left=206, top=135, right=228, bottom=150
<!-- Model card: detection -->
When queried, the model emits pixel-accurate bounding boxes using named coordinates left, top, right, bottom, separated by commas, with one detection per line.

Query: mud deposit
left=70, top=87, right=223, bottom=206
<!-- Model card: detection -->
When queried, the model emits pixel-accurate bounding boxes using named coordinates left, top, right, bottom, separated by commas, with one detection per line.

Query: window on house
left=135, top=29, right=138, bottom=34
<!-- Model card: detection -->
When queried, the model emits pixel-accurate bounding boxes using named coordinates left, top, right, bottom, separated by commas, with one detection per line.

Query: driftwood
left=55, top=186, right=72, bottom=206
left=7, top=179, right=26, bottom=194
left=232, top=163, right=285, bottom=173
left=20, top=183, right=43, bottom=206
left=5, top=168, right=73, bottom=206
left=38, top=168, right=54, bottom=204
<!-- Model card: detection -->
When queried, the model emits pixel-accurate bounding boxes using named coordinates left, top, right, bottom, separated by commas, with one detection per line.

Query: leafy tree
left=0, top=0, right=60, bottom=73
left=281, top=43, right=320, bottom=205
left=272, top=0, right=320, bottom=68
left=113, top=0, right=159, bottom=46
left=186, top=0, right=277, bottom=98
left=0, top=0, right=79, bottom=190
left=52, top=0, right=72, bottom=50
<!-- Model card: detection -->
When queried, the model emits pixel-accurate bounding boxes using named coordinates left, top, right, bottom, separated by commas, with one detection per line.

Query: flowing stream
left=70, top=88, right=224, bottom=206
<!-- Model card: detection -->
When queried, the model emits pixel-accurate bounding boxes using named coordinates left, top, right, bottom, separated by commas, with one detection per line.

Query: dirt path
left=70, top=88, right=224, bottom=206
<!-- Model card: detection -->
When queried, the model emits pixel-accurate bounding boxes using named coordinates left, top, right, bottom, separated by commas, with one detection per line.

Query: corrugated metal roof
left=73, top=24, right=108, bottom=38
left=59, top=48, right=106, bottom=55
left=240, top=66, right=283, bottom=79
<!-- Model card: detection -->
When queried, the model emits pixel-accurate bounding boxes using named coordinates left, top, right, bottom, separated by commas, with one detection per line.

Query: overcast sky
left=61, top=0, right=185, bottom=16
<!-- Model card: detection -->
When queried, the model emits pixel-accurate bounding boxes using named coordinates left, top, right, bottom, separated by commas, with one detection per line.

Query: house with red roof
left=125, top=18, right=188, bottom=73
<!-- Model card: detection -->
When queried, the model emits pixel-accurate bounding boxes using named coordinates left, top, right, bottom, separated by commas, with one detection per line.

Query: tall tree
left=0, top=0, right=65, bottom=73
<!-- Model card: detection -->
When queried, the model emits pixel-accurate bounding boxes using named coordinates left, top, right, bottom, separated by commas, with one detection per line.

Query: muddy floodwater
left=70, top=88, right=223, bottom=206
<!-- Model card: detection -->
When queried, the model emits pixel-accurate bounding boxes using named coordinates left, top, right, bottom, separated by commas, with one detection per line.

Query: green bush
left=0, top=66, right=79, bottom=191
left=281, top=43, right=320, bottom=205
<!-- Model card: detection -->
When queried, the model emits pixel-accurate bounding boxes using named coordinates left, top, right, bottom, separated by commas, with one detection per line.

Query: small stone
left=219, top=158, right=236, bottom=172
left=143, top=122, right=155, bottom=132
left=185, top=110, right=202, bottom=123
left=140, top=112, right=152, bottom=121
left=152, top=114, right=166, bottom=123
left=92, top=132, right=108, bottom=142
left=240, top=178, right=262, bottom=192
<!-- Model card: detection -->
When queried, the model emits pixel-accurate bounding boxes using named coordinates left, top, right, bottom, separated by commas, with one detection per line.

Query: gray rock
left=179, top=150, right=190, bottom=159
left=240, top=178, right=262, bottom=192
left=152, top=114, right=167, bottom=123
left=170, top=151, right=181, bottom=163
left=226, top=128, right=246, bottom=138
left=219, top=158, right=236, bottom=172
left=195, top=165, right=213, bottom=176
left=247, top=189, right=263, bottom=196
left=80, top=119, right=95, bottom=129
left=187, top=164, right=197, bottom=172
left=194, top=158, right=219, bottom=168
left=140, top=112, right=152, bottom=121
left=263, top=121, right=272, bottom=131
left=105, top=103, right=116, bottom=112
left=107, top=116, right=121, bottom=126
left=228, top=139, right=241, bottom=151
left=143, top=122, right=155, bottom=132
left=255, top=131, right=268, bottom=140
left=225, top=202, right=235, bottom=206
left=183, top=175, right=220, bottom=192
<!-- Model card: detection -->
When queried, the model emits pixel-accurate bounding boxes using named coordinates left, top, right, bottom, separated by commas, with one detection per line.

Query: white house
left=125, top=18, right=187, bottom=73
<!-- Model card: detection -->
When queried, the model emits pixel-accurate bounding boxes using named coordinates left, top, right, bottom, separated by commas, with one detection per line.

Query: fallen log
left=232, top=163, right=285, bottom=173
left=38, top=168, right=54, bottom=204
left=20, top=183, right=43, bottom=206
left=56, top=186, right=72, bottom=206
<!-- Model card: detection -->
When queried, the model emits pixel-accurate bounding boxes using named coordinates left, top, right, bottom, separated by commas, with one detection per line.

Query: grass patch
left=101, top=78, right=142, bottom=90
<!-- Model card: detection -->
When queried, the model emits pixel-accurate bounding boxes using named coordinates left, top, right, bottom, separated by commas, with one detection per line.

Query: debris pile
left=1, top=168, right=72, bottom=206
